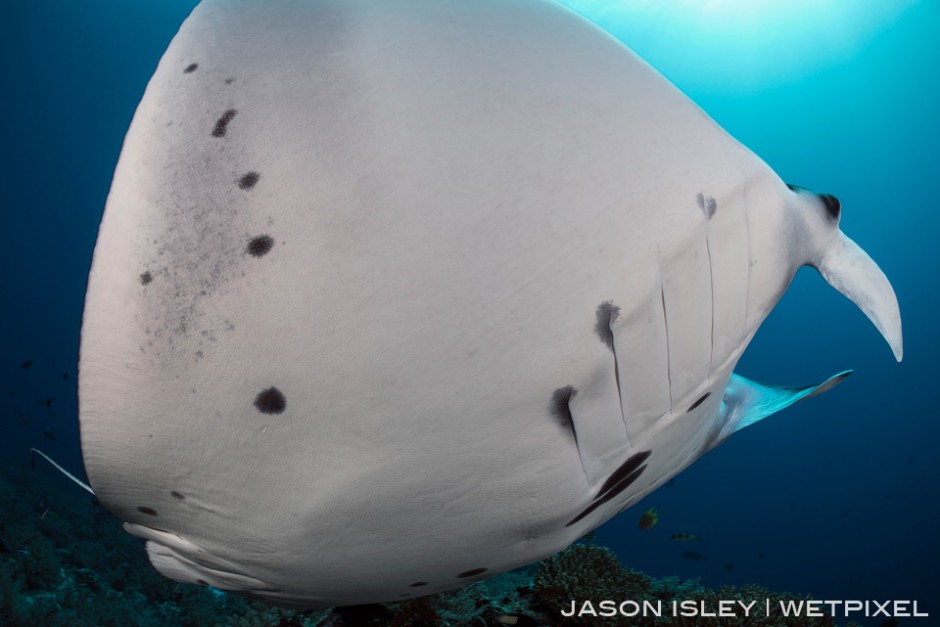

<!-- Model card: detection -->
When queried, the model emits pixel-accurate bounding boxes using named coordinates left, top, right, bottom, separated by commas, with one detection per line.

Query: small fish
left=666, top=479, right=676, bottom=488
left=681, top=550, right=708, bottom=561
left=39, top=396, right=54, bottom=408
left=638, top=507, right=659, bottom=530
left=62, top=371, right=69, bottom=381
left=42, top=428, right=56, bottom=441
left=756, top=552, right=766, bottom=560
left=724, top=563, right=734, bottom=570
left=20, top=360, right=33, bottom=370
left=671, top=532, right=701, bottom=542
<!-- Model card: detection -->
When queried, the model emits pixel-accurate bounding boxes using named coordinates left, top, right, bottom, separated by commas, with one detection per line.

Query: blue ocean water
left=2, top=0, right=937, bottom=624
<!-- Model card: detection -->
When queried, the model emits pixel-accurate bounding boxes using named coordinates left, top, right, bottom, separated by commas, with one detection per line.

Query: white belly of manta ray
left=77, top=0, right=902, bottom=608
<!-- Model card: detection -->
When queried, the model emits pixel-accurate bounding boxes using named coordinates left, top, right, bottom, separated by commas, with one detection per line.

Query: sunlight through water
left=558, top=0, right=917, bottom=94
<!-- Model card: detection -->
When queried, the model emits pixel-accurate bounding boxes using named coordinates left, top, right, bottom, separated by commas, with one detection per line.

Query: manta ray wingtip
left=717, top=369, right=855, bottom=444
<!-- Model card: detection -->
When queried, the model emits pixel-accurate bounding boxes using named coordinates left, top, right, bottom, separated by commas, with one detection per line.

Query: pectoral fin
left=715, top=370, right=853, bottom=445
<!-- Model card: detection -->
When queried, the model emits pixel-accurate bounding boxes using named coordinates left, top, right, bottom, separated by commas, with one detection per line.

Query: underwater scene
left=2, top=0, right=938, bottom=625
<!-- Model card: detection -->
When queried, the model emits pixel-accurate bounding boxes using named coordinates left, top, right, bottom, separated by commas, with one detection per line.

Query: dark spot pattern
left=566, top=450, right=652, bottom=527
left=137, top=506, right=158, bottom=516
left=594, top=301, right=620, bottom=350
left=247, top=235, right=274, bottom=257
left=225, top=77, right=236, bottom=85
left=820, top=193, right=841, bottom=220
left=566, top=473, right=643, bottom=526
left=597, top=451, right=651, bottom=497
left=212, top=109, right=238, bottom=137
left=696, top=193, right=717, bottom=219
left=170, top=491, right=185, bottom=500
left=254, top=387, right=286, bottom=414
left=550, top=386, right=578, bottom=442
left=595, top=466, right=646, bottom=503
left=140, top=271, right=153, bottom=285
left=238, top=171, right=260, bottom=190
left=687, top=392, right=711, bottom=412
left=457, top=568, right=488, bottom=578
left=183, top=63, right=198, bottom=73
left=409, top=581, right=428, bottom=587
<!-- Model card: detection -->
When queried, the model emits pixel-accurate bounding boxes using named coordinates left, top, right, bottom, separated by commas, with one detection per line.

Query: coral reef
left=533, top=544, right=651, bottom=616
left=0, top=463, right=861, bottom=626
left=530, top=545, right=857, bottom=627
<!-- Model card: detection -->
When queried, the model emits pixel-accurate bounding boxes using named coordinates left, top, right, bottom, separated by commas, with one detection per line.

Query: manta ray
left=76, top=0, right=902, bottom=608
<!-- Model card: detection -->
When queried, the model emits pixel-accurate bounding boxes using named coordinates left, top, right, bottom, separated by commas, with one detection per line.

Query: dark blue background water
left=3, top=0, right=937, bottom=623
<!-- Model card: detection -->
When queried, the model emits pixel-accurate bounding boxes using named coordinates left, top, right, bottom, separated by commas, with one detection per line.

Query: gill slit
left=743, top=192, right=752, bottom=334
left=704, top=219, right=715, bottom=383
left=656, top=249, right=673, bottom=411
left=567, top=397, right=589, bottom=482
left=611, top=336, right=628, bottom=439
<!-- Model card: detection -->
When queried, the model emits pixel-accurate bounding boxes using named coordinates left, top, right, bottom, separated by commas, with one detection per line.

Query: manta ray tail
left=812, top=231, right=903, bottom=362
left=30, top=448, right=95, bottom=495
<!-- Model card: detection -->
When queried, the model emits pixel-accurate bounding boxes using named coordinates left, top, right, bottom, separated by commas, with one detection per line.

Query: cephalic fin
left=813, top=231, right=903, bottom=361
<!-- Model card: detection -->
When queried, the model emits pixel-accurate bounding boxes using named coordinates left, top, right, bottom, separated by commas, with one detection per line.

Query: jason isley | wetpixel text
left=561, top=598, right=929, bottom=620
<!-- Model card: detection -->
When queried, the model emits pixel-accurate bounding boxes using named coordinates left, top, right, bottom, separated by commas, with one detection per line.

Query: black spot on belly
left=183, top=63, right=198, bottom=73
left=697, top=193, right=717, bottom=219
left=550, top=386, right=578, bottom=442
left=598, top=450, right=651, bottom=498
left=594, top=301, right=620, bottom=350
left=254, top=387, right=286, bottom=414
left=596, top=466, right=646, bottom=506
left=409, top=581, right=428, bottom=587
left=238, top=171, right=260, bottom=189
left=566, top=467, right=647, bottom=527
left=140, top=271, right=153, bottom=285
left=212, top=109, right=238, bottom=137
left=565, top=498, right=605, bottom=527
left=457, top=568, right=487, bottom=578
left=247, top=235, right=274, bottom=257
left=687, top=392, right=710, bottom=412
left=137, top=506, right=158, bottom=516
left=170, top=491, right=185, bottom=500
left=566, top=450, right=652, bottom=528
